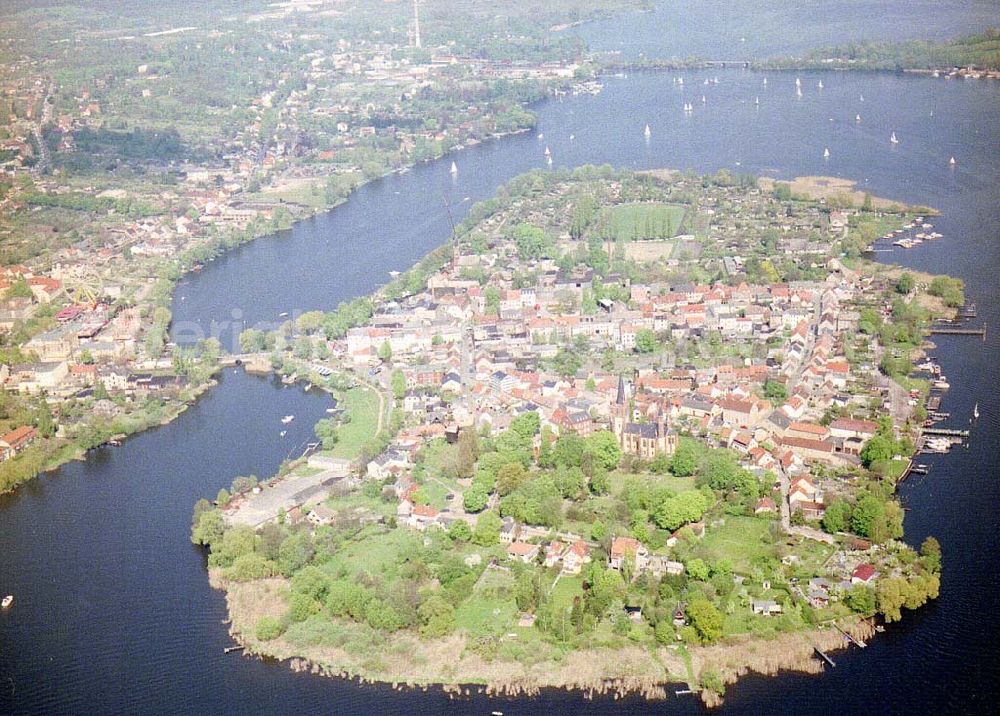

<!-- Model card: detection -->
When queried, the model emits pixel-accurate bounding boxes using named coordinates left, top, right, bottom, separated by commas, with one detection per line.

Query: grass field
left=597, top=203, right=685, bottom=241
left=454, top=594, right=518, bottom=637
left=328, top=386, right=381, bottom=459
left=320, top=528, right=422, bottom=580
left=693, top=516, right=780, bottom=572
left=550, top=575, right=583, bottom=610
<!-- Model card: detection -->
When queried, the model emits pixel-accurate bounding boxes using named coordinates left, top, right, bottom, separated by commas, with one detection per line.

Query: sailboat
left=644, top=123, right=651, bottom=139
left=890, top=132, right=899, bottom=145
left=701, top=95, right=706, bottom=104
left=677, top=77, right=684, bottom=85
left=754, top=96, right=760, bottom=105
left=762, top=77, right=767, bottom=86
left=949, top=156, right=956, bottom=166
left=543, top=146, right=551, bottom=157
left=974, top=403, right=980, bottom=420
left=450, top=161, right=458, bottom=175
left=823, top=148, right=830, bottom=159
left=795, top=77, right=801, bottom=88
left=704, top=78, right=710, bottom=86
left=855, top=113, right=861, bottom=123
left=860, top=93, right=865, bottom=102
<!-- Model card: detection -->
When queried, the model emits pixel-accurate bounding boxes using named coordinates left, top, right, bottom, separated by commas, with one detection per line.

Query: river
left=3, top=27, right=1000, bottom=716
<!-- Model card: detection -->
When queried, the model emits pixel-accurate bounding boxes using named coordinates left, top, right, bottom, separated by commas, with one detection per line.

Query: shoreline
left=216, top=571, right=876, bottom=706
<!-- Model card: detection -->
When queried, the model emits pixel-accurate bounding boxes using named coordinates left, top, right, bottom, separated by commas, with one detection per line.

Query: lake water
left=4, top=13, right=1000, bottom=716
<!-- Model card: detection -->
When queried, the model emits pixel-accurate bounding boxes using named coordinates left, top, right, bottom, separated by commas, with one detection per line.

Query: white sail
left=817, top=80, right=824, bottom=89
left=701, top=95, right=706, bottom=103
left=949, top=156, right=956, bottom=165
left=823, top=148, right=830, bottom=159
left=795, top=77, right=801, bottom=87
left=544, top=146, right=551, bottom=156
left=890, top=132, right=898, bottom=144
left=644, top=123, right=651, bottom=137
left=754, top=96, right=760, bottom=105
left=856, top=114, right=861, bottom=123
left=450, top=161, right=458, bottom=174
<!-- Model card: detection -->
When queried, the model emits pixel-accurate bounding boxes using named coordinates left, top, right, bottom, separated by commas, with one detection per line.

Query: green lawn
left=320, top=528, right=422, bottom=580
left=454, top=594, right=518, bottom=637
left=597, top=203, right=686, bottom=241
left=693, top=516, right=779, bottom=572
left=328, top=386, right=381, bottom=459
left=886, top=458, right=910, bottom=481
left=550, top=575, right=583, bottom=610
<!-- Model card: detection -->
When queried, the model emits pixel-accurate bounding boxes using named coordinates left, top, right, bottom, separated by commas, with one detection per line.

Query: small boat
left=974, top=403, right=980, bottom=420
left=278, top=312, right=289, bottom=318
left=704, top=78, right=710, bottom=86
left=537, top=132, right=543, bottom=140
left=762, top=77, right=767, bottom=85
left=543, top=146, right=551, bottom=157
left=569, top=133, right=575, bottom=141
left=677, top=77, right=683, bottom=85
left=701, top=95, right=706, bottom=103
left=856, top=113, right=861, bottom=123
left=795, top=77, right=801, bottom=87
left=949, top=156, right=956, bottom=166
left=860, top=93, right=865, bottom=102
left=824, top=148, right=830, bottom=159
left=796, top=86, right=802, bottom=98
left=449, top=161, right=457, bottom=175
left=279, top=430, right=287, bottom=437
left=2, top=595, right=12, bottom=609
left=281, top=415, right=295, bottom=425
left=890, top=131, right=899, bottom=144
left=644, top=123, right=651, bottom=138
left=817, top=80, right=824, bottom=89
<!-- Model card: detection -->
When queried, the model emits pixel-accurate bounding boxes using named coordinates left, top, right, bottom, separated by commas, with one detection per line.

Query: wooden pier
left=833, top=623, right=867, bottom=648
left=813, top=644, right=836, bottom=667
left=930, top=325, right=986, bottom=338
left=923, top=427, right=970, bottom=437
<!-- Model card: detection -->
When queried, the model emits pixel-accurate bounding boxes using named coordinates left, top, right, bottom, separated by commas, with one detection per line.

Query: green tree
left=391, top=370, right=406, bottom=400
left=686, top=558, right=710, bottom=582
left=585, top=430, right=622, bottom=471
left=377, top=340, right=392, bottom=362
left=472, top=510, right=502, bottom=546
left=850, top=495, right=885, bottom=538
left=669, top=439, right=698, bottom=477
left=920, top=536, right=942, bottom=572
left=895, top=272, right=915, bottom=294
left=463, top=484, right=489, bottom=512
left=418, top=596, right=456, bottom=637
left=686, top=599, right=723, bottom=643
left=821, top=499, right=853, bottom=534
left=634, top=329, right=658, bottom=354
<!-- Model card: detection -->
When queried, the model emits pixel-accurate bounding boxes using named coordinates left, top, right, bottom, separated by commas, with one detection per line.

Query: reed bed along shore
left=218, top=575, right=876, bottom=707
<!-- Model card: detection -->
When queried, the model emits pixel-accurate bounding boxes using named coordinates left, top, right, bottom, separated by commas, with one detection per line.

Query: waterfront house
left=0, top=425, right=38, bottom=461
left=852, top=563, right=878, bottom=585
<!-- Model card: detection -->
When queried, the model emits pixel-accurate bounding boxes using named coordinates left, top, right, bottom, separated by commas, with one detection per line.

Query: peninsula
left=192, top=167, right=951, bottom=704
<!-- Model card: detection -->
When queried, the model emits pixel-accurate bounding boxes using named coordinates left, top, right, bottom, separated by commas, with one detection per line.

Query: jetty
left=812, top=644, right=836, bottom=667
left=930, top=325, right=986, bottom=338
left=923, top=427, right=970, bottom=438
left=833, top=623, right=867, bottom=648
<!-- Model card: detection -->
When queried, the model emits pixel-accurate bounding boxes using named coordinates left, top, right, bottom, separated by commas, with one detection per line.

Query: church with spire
left=611, top=375, right=678, bottom=460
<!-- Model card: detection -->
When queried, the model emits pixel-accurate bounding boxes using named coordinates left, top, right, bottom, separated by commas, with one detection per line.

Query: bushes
left=255, top=616, right=285, bottom=641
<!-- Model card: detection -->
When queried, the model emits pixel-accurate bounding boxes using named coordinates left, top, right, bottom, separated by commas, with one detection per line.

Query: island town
left=190, top=167, right=950, bottom=702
